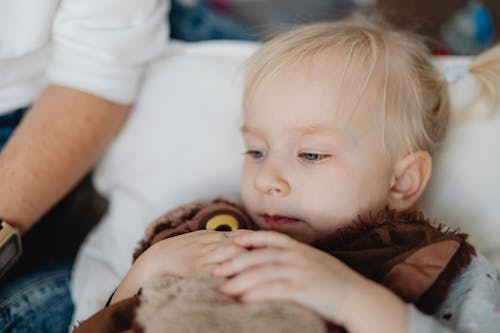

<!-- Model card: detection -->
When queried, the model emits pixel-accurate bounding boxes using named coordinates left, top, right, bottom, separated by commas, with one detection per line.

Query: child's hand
left=213, top=231, right=408, bottom=332
left=111, top=230, right=250, bottom=304
left=137, top=229, right=251, bottom=277
left=213, top=230, right=358, bottom=325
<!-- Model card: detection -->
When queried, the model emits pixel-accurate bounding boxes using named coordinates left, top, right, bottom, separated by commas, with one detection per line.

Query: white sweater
left=0, top=0, right=169, bottom=114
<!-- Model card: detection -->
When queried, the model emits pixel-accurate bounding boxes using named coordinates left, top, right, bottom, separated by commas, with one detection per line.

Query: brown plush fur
left=133, top=275, right=327, bottom=333
left=133, top=198, right=257, bottom=262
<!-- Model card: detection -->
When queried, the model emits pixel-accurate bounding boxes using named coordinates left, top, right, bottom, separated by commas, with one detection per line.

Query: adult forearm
left=0, top=85, right=131, bottom=232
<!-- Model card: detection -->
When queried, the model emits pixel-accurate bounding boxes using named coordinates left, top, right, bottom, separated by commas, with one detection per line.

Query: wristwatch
left=0, top=220, right=22, bottom=279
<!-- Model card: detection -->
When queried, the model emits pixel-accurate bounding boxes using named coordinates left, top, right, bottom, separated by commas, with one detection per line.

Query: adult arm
left=0, top=0, right=169, bottom=231
left=0, top=85, right=130, bottom=232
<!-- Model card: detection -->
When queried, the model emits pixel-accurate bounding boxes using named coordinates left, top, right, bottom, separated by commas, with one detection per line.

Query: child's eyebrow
left=298, top=124, right=358, bottom=148
left=240, top=124, right=357, bottom=147
left=240, top=125, right=261, bottom=134
left=296, top=124, right=348, bottom=138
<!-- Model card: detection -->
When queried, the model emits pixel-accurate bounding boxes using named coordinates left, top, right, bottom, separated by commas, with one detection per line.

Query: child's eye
left=245, top=150, right=266, bottom=159
left=299, top=152, right=329, bottom=162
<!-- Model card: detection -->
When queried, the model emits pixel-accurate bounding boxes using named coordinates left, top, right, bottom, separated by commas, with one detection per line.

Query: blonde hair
left=244, top=19, right=450, bottom=157
left=460, top=44, right=500, bottom=123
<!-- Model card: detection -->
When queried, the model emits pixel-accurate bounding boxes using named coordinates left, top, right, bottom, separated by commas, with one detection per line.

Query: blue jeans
left=0, top=108, right=75, bottom=333
left=169, top=0, right=259, bottom=41
left=0, top=108, right=26, bottom=150
left=0, top=262, right=74, bottom=333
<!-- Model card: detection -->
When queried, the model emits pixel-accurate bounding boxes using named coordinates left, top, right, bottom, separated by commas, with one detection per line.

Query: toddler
left=90, top=20, right=500, bottom=333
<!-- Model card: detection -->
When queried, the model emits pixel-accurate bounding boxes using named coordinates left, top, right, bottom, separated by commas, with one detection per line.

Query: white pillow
left=419, top=57, right=500, bottom=267
left=71, top=42, right=500, bottom=324
left=71, top=40, right=259, bottom=324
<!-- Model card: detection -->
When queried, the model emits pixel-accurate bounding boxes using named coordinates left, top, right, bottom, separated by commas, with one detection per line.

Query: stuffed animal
left=133, top=199, right=329, bottom=332
left=74, top=199, right=475, bottom=333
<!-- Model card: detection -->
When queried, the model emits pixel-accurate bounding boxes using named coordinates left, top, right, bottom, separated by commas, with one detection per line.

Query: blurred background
left=169, top=0, right=500, bottom=55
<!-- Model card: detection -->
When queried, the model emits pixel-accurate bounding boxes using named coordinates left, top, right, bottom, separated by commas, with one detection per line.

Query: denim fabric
left=0, top=108, right=26, bottom=150
left=169, top=0, right=259, bottom=41
left=0, top=262, right=74, bottom=333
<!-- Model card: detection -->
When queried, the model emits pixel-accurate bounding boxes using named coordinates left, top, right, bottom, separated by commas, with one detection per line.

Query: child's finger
left=219, top=265, right=291, bottom=296
left=240, top=279, right=294, bottom=304
left=225, top=229, right=255, bottom=238
left=205, top=243, right=248, bottom=265
left=212, top=247, right=289, bottom=277
left=180, top=229, right=233, bottom=244
left=232, top=230, right=296, bottom=249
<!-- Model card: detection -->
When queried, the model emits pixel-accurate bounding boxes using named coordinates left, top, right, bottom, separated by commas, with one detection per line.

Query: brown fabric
left=317, top=210, right=476, bottom=313
left=78, top=201, right=476, bottom=333
left=416, top=235, right=476, bottom=313
left=382, top=240, right=459, bottom=302
left=73, top=295, right=140, bottom=333
left=133, top=198, right=258, bottom=262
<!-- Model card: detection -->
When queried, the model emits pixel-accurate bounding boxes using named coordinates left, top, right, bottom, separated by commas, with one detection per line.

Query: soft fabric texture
left=71, top=41, right=500, bottom=324
left=316, top=210, right=476, bottom=314
left=134, top=199, right=475, bottom=315
left=409, top=255, right=500, bottom=333
left=75, top=258, right=500, bottom=333
left=0, top=262, right=74, bottom=333
left=71, top=41, right=258, bottom=325
left=419, top=58, right=500, bottom=268
left=74, top=276, right=327, bottom=333
left=136, top=201, right=476, bottom=315
left=0, top=0, right=169, bottom=112
left=73, top=199, right=477, bottom=333
left=136, top=275, right=327, bottom=333
left=133, top=198, right=258, bottom=261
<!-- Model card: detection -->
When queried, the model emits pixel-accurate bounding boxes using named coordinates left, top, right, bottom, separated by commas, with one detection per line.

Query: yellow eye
left=206, top=214, right=239, bottom=231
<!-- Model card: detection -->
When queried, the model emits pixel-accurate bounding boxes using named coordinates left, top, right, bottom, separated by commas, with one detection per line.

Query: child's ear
left=387, top=151, right=432, bottom=211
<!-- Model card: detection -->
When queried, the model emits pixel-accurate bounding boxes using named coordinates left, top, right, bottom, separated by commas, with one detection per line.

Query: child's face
left=240, top=55, right=395, bottom=244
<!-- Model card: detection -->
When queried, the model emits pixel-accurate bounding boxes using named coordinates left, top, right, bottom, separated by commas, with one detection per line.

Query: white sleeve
left=46, top=0, right=169, bottom=104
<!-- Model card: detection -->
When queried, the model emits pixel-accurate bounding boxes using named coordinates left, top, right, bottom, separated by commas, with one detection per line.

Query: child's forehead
left=248, top=47, right=385, bottom=103
left=247, top=54, right=384, bottom=119
left=243, top=49, right=393, bottom=150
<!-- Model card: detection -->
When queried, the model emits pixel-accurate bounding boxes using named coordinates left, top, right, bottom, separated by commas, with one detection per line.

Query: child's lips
left=262, top=214, right=301, bottom=229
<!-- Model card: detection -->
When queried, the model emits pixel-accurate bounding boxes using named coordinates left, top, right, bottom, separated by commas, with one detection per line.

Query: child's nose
left=254, top=161, right=290, bottom=197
